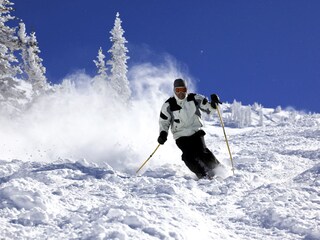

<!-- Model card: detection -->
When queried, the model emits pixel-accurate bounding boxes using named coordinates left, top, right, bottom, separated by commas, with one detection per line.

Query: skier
left=157, top=78, right=222, bottom=179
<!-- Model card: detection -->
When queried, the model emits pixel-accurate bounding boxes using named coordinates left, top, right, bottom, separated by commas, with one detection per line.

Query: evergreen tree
left=18, top=22, right=49, bottom=97
left=0, top=0, right=27, bottom=113
left=92, top=47, right=109, bottom=93
left=18, top=21, right=28, bottom=64
left=229, top=100, right=252, bottom=128
left=107, top=12, right=131, bottom=101
left=93, top=47, right=108, bottom=80
left=0, top=0, right=21, bottom=77
left=28, top=31, right=49, bottom=96
left=259, top=109, right=264, bottom=126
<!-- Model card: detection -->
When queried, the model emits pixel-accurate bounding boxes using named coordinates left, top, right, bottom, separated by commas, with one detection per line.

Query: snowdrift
left=0, top=101, right=319, bottom=239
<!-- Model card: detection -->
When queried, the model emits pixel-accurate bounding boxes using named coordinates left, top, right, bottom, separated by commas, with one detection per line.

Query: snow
left=0, top=72, right=320, bottom=239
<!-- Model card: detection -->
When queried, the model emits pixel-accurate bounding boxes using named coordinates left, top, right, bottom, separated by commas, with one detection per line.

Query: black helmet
left=173, top=78, right=186, bottom=88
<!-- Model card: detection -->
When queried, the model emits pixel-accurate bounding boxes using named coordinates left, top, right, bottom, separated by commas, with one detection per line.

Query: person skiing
left=157, top=78, right=222, bottom=179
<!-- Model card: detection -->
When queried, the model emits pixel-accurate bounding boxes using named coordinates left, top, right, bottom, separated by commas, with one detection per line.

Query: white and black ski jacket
left=159, top=93, right=215, bottom=140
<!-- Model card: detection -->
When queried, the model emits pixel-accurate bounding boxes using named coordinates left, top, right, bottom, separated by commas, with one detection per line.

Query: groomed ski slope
left=0, top=107, right=319, bottom=240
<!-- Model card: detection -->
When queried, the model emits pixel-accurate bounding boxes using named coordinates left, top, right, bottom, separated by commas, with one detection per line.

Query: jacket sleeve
left=194, top=94, right=215, bottom=115
left=159, top=101, right=172, bottom=133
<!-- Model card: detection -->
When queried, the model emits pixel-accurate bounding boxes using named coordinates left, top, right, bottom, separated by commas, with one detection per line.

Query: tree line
left=0, top=0, right=130, bottom=115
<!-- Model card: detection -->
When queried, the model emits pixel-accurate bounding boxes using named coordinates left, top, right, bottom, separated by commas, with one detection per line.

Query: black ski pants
left=176, top=130, right=220, bottom=178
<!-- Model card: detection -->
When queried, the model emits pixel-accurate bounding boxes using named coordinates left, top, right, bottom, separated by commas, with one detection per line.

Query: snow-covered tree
left=0, top=0, right=27, bottom=113
left=0, top=0, right=21, bottom=78
left=259, top=108, right=264, bottom=126
left=93, top=47, right=108, bottom=80
left=57, top=78, right=76, bottom=94
left=18, top=21, right=28, bottom=61
left=252, top=102, right=262, bottom=111
left=228, top=100, right=252, bottom=128
left=18, top=22, right=49, bottom=97
left=92, top=47, right=109, bottom=93
left=28, top=31, right=49, bottom=95
left=0, top=0, right=18, bottom=47
left=107, top=12, right=131, bottom=102
left=274, top=105, right=282, bottom=113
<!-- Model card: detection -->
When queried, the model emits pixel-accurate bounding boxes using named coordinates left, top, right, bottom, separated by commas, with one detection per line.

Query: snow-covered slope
left=0, top=104, right=319, bottom=240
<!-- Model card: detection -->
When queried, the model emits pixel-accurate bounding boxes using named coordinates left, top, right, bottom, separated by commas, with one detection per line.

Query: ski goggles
left=175, top=87, right=187, bottom=93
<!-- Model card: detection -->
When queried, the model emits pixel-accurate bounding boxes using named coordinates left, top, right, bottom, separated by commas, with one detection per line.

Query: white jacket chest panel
left=171, top=100, right=200, bottom=133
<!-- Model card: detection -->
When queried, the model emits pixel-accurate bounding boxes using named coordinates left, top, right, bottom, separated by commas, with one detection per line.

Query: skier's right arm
left=158, top=102, right=171, bottom=144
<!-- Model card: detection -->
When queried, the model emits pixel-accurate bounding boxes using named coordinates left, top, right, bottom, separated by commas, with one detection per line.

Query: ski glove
left=210, top=94, right=222, bottom=109
left=157, top=131, right=168, bottom=145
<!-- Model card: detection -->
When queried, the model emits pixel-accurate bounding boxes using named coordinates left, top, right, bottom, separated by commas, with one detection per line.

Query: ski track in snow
left=0, top=114, right=320, bottom=239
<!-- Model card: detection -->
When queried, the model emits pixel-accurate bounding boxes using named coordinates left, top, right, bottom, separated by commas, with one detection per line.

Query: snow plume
left=0, top=60, right=193, bottom=174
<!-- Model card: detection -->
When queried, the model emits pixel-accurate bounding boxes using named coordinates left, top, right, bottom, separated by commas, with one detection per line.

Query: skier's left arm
left=194, top=93, right=222, bottom=114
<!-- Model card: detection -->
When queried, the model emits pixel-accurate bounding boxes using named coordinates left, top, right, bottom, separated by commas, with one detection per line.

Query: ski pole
left=136, top=144, right=161, bottom=174
left=216, top=104, right=235, bottom=175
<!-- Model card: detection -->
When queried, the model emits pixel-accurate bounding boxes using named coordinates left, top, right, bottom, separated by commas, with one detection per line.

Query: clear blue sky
left=13, top=0, right=320, bottom=112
